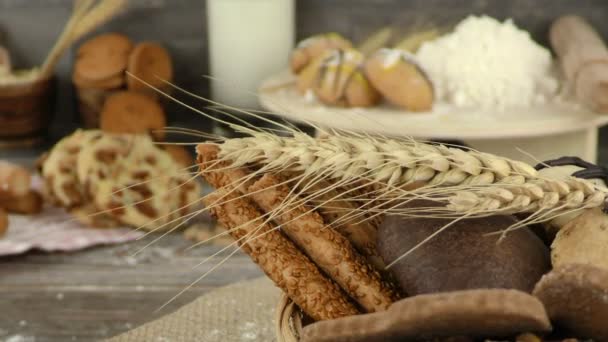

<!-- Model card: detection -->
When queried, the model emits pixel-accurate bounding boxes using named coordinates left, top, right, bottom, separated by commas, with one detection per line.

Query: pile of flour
left=416, top=15, right=558, bottom=109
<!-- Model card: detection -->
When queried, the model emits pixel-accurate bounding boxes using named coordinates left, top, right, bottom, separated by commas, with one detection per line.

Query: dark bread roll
left=378, top=201, right=550, bottom=295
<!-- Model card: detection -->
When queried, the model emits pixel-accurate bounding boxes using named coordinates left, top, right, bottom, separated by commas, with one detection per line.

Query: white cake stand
left=258, top=72, right=608, bottom=164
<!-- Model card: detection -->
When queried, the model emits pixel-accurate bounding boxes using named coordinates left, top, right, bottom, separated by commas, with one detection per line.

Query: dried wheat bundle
left=210, top=126, right=607, bottom=231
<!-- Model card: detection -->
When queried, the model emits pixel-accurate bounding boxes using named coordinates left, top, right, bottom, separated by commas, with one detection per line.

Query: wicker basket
left=0, top=76, right=55, bottom=146
left=275, top=294, right=303, bottom=342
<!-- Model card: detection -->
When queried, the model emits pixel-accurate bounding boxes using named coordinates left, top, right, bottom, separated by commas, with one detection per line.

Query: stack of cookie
left=73, top=33, right=173, bottom=130
left=41, top=130, right=200, bottom=230
left=291, top=33, right=434, bottom=112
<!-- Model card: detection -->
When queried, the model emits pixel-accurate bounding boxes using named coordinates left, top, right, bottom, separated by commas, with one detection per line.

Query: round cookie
left=312, top=48, right=380, bottom=107
left=73, top=71, right=124, bottom=89
left=296, top=49, right=330, bottom=94
left=301, top=289, right=551, bottom=342
left=77, top=33, right=133, bottom=57
left=42, top=129, right=104, bottom=207
left=364, top=48, right=434, bottom=111
left=533, top=264, right=608, bottom=341
left=75, top=33, right=133, bottom=82
left=77, top=133, right=199, bottom=230
left=551, top=207, right=608, bottom=270
left=75, top=132, right=137, bottom=197
left=126, top=42, right=173, bottom=92
left=378, top=201, right=550, bottom=295
left=291, top=33, right=352, bottom=74
left=99, top=91, right=166, bottom=140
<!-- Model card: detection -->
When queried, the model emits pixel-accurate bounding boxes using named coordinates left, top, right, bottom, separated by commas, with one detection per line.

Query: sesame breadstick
left=204, top=189, right=359, bottom=320
left=198, top=143, right=399, bottom=311
left=197, top=144, right=252, bottom=193
left=197, top=144, right=359, bottom=320
left=248, top=173, right=400, bottom=312
left=292, top=178, right=384, bottom=270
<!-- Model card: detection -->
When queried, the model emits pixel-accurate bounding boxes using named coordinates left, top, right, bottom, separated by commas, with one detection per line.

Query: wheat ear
left=216, top=129, right=607, bottom=221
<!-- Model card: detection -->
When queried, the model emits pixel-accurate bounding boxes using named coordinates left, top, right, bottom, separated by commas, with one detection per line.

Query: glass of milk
left=207, top=0, right=295, bottom=109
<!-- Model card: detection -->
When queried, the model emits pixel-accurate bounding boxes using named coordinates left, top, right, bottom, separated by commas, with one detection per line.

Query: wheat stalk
left=446, top=176, right=606, bottom=214
left=216, top=128, right=607, bottom=220
left=220, top=129, right=537, bottom=183
left=39, top=0, right=127, bottom=79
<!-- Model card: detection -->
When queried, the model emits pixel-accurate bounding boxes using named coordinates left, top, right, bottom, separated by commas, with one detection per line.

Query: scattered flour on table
left=416, top=15, right=558, bottom=109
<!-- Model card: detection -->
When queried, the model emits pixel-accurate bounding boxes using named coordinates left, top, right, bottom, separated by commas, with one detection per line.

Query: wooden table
left=0, top=232, right=262, bottom=341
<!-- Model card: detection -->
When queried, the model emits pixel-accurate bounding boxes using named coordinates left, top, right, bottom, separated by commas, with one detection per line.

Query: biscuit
left=75, top=33, right=133, bottom=82
left=301, top=289, right=551, bottom=342
left=0, top=190, right=43, bottom=215
left=533, top=264, right=608, bottom=341
left=291, top=33, right=352, bottom=74
left=99, top=91, right=166, bottom=140
left=42, top=129, right=104, bottom=208
left=73, top=71, right=124, bottom=89
left=312, top=48, right=380, bottom=107
left=126, top=42, right=173, bottom=93
left=77, top=33, right=133, bottom=57
left=364, top=48, right=434, bottom=111
left=78, top=133, right=199, bottom=230
left=551, top=207, right=608, bottom=270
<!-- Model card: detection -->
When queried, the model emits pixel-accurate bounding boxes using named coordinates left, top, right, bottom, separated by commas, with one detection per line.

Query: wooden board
left=0, top=233, right=262, bottom=341
left=259, top=71, right=608, bottom=140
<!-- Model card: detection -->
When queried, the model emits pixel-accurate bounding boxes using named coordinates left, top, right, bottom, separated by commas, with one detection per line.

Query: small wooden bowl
left=0, top=76, right=55, bottom=146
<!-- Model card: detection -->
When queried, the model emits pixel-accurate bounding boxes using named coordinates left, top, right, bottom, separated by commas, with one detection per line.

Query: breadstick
left=196, top=144, right=253, bottom=193
left=550, top=16, right=608, bottom=112
left=197, top=143, right=399, bottom=312
left=204, top=189, right=359, bottom=320
left=0, top=161, right=31, bottom=198
left=0, top=190, right=43, bottom=215
left=0, top=208, right=7, bottom=238
left=292, top=178, right=384, bottom=269
left=248, top=173, right=399, bottom=313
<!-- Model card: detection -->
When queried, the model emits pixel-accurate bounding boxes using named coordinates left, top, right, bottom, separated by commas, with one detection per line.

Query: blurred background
left=1, top=0, right=608, bottom=157
left=1, top=1, right=608, bottom=341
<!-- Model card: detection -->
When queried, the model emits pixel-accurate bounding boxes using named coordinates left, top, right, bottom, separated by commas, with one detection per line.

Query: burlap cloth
left=107, top=277, right=281, bottom=342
